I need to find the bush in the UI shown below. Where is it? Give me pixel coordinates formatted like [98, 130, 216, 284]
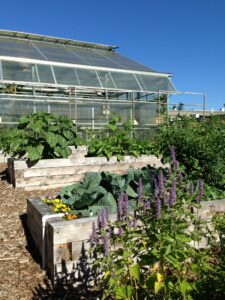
[88, 116, 159, 161]
[0, 112, 79, 162]
[154, 115, 225, 190]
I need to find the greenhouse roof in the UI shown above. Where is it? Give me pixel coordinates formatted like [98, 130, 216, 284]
[0, 30, 175, 92]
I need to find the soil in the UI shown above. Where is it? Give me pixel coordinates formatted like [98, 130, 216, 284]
[0, 163, 100, 300]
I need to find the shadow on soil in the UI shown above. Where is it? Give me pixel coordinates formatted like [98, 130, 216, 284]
[32, 243, 102, 299]
[0, 166, 10, 183]
[20, 213, 42, 266]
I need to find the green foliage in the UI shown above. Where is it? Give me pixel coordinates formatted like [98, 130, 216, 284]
[154, 115, 225, 190]
[90, 171, 225, 299]
[59, 166, 165, 217]
[0, 112, 79, 162]
[88, 116, 159, 161]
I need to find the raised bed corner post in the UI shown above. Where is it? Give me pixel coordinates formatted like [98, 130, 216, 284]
[41, 213, 64, 269]
[7, 158, 15, 187]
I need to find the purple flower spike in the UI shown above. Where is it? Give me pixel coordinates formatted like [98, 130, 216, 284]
[117, 194, 123, 221]
[156, 197, 161, 219]
[101, 208, 106, 228]
[137, 177, 143, 204]
[154, 178, 158, 189]
[190, 182, 194, 194]
[159, 171, 165, 197]
[172, 180, 176, 195]
[174, 160, 179, 170]
[118, 227, 123, 236]
[198, 179, 204, 200]
[169, 184, 176, 208]
[170, 146, 176, 162]
[103, 235, 109, 257]
[144, 200, 151, 211]
[123, 194, 129, 218]
[105, 208, 109, 223]
[162, 192, 167, 206]
[109, 226, 114, 237]
[178, 171, 183, 184]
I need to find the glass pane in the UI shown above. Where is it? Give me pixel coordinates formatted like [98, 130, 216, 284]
[135, 102, 157, 126]
[96, 70, 115, 88]
[53, 66, 79, 85]
[2, 60, 38, 82]
[76, 69, 100, 87]
[67, 46, 122, 68]
[37, 64, 55, 83]
[33, 41, 87, 64]
[0, 37, 44, 60]
[0, 97, 36, 122]
[98, 51, 154, 72]
[136, 74, 175, 92]
[110, 72, 141, 90]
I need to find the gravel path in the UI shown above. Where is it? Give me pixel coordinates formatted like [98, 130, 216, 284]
[0, 163, 100, 299]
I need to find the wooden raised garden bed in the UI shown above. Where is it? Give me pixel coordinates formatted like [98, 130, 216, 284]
[27, 196, 225, 282]
[8, 149, 166, 190]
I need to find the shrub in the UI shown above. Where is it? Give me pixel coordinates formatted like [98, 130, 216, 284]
[88, 116, 159, 161]
[0, 112, 79, 162]
[154, 115, 225, 190]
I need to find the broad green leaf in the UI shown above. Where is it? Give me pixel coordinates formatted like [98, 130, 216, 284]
[126, 185, 138, 198]
[45, 132, 57, 147]
[154, 281, 164, 294]
[27, 144, 44, 161]
[115, 285, 133, 299]
[129, 263, 140, 281]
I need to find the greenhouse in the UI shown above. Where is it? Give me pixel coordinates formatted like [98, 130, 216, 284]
[0, 29, 176, 131]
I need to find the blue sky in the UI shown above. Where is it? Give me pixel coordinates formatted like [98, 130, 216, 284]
[0, 0, 225, 110]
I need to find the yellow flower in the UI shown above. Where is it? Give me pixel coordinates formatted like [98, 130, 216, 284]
[156, 272, 163, 283]
[54, 199, 60, 203]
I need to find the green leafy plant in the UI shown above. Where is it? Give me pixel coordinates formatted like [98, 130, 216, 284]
[59, 166, 165, 217]
[154, 115, 225, 190]
[1, 112, 80, 162]
[88, 116, 159, 161]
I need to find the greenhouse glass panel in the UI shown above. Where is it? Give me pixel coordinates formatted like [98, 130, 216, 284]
[0, 37, 44, 60]
[76, 69, 101, 87]
[0, 99, 35, 122]
[33, 41, 87, 64]
[109, 103, 133, 123]
[76, 103, 92, 126]
[37, 64, 55, 83]
[136, 74, 175, 92]
[47, 102, 72, 118]
[67, 46, 123, 69]
[53, 66, 79, 85]
[2, 60, 38, 82]
[98, 51, 154, 72]
[110, 72, 141, 90]
[96, 70, 115, 89]
[134, 102, 158, 126]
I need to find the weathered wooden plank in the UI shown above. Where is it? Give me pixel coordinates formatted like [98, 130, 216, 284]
[24, 182, 69, 191]
[13, 155, 163, 170]
[23, 163, 136, 178]
[16, 174, 84, 187]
